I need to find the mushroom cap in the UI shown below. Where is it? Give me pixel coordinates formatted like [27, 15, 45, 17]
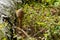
[16, 8, 24, 18]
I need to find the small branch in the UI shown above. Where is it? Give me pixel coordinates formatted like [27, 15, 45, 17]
[33, 28, 45, 37]
[16, 27, 30, 38]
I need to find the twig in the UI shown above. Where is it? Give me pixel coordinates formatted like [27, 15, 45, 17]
[33, 28, 45, 37]
[16, 27, 30, 38]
